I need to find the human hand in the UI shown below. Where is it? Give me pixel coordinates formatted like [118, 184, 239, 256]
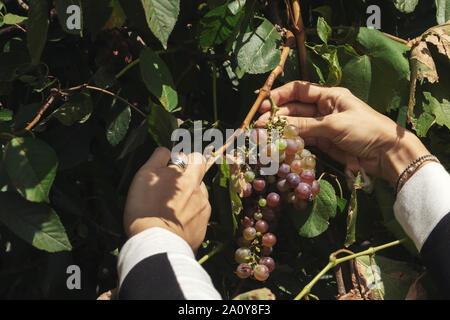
[123, 147, 211, 252]
[256, 81, 430, 187]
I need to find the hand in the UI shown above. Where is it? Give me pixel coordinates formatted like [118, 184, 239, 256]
[123, 147, 211, 252]
[256, 81, 430, 187]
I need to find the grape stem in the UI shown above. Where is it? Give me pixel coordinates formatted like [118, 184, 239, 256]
[293, 238, 407, 300]
[198, 242, 226, 265]
[205, 30, 296, 171]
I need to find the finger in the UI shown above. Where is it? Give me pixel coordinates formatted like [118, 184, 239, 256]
[259, 81, 326, 113]
[255, 103, 318, 126]
[167, 152, 189, 174]
[304, 137, 346, 164]
[284, 115, 337, 139]
[200, 182, 209, 199]
[183, 152, 207, 185]
[143, 147, 171, 169]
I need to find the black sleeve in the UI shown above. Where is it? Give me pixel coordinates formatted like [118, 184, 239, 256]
[420, 212, 450, 299]
[118, 253, 186, 300]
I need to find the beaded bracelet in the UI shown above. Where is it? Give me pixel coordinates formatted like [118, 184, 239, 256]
[395, 154, 440, 195]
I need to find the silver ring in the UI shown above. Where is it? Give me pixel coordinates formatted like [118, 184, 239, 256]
[168, 158, 186, 171]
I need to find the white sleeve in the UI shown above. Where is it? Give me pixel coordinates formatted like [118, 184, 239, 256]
[117, 227, 222, 300]
[393, 162, 450, 251]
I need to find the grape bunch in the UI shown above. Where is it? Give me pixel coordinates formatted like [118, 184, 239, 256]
[232, 121, 320, 282]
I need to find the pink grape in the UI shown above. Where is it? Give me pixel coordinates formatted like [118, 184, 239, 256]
[290, 159, 303, 174]
[255, 220, 269, 233]
[253, 178, 266, 191]
[295, 182, 312, 200]
[253, 264, 270, 281]
[243, 227, 257, 241]
[301, 170, 315, 184]
[262, 233, 277, 247]
[285, 139, 299, 155]
[241, 216, 254, 228]
[242, 182, 252, 197]
[277, 163, 290, 178]
[237, 236, 251, 247]
[311, 180, 320, 196]
[236, 263, 252, 279]
[259, 257, 275, 273]
[266, 192, 280, 208]
[286, 173, 301, 188]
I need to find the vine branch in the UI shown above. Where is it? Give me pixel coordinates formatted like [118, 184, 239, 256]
[288, 0, 309, 81]
[294, 238, 406, 300]
[206, 30, 296, 171]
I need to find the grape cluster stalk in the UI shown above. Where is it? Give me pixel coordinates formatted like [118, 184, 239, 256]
[233, 119, 321, 282]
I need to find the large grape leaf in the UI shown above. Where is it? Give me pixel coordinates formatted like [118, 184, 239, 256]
[0, 192, 71, 252]
[394, 0, 419, 13]
[435, 0, 450, 24]
[27, 0, 49, 65]
[140, 47, 178, 112]
[141, 0, 180, 49]
[342, 28, 411, 113]
[356, 255, 420, 300]
[290, 179, 337, 238]
[3, 137, 58, 203]
[200, 3, 241, 48]
[234, 19, 281, 75]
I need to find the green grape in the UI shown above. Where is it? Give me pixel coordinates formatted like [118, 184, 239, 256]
[258, 198, 267, 207]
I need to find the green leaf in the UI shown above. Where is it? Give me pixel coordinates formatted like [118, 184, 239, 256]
[0, 192, 71, 252]
[27, 0, 49, 66]
[340, 55, 371, 102]
[415, 112, 435, 137]
[435, 0, 450, 24]
[147, 102, 178, 148]
[3, 137, 58, 203]
[344, 173, 361, 247]
[199, 3, 240, 48]
[54, 0, 82, 35]
[140, 47, 178, 112]
[422, 91, 450, 129]
[141, 0, 180, 49]
[394, 0, 419, 13]
[307, 44, 342, 86]
[3, 13, 27, 24]
[291, 180, 337, 238]
[356, 255, 420, 300]
[51, 91, 93, 126]
[228, 0, 246, 15]
[353, 27, 411, 113]
[235, 19, 281, 74]
[106, 106, 131, 146]
[336, 197, 347, 212]
[317, 17, 331, 44]
[0, 109, 13, 122]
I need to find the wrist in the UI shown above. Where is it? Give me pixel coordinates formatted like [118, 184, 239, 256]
[383, 131, 430, 187]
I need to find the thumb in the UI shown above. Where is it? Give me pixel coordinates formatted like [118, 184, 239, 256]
[284, 115, 336, 139]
